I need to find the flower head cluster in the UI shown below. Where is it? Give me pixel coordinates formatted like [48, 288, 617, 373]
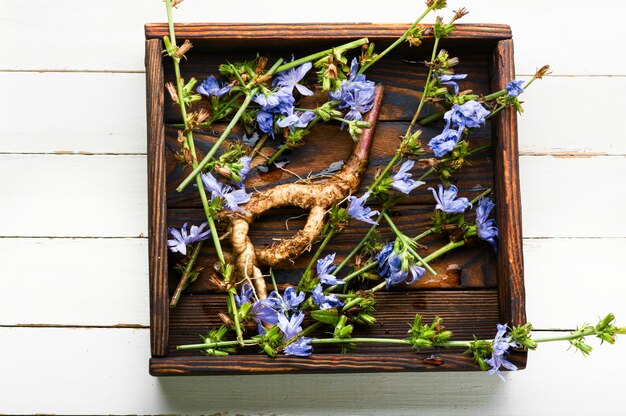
[505, 80, 524, 97]
[197, 75, 231, 97]
[476, 197, 498, 250]
[311, 253, 344, 310]
[439, 73, 467, 95]
[273, 62, 314, 96]
[201, 172, 251, 212]
[254, 63, 315, 136]
[486, 323, 518, 381]
[347, 191, 379, 225]
[428, 100, 489, 157]
[377, 242, 425, 288]
[167, 222, 210, 255]
[391, 160, 426, 194]
[329, 58, 376, 121]
[250, 286, 306, 331]
[246, 285, 313, 356]
[278, 312, 312, 356]
[428, 184, 471, 214]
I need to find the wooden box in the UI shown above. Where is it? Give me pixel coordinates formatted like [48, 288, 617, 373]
[145, 23, 526, 376]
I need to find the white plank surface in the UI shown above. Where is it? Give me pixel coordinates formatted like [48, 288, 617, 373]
[0, 154, 147, 237]
[2, 0, 626, 414]
[0, 238, 149, 326]
[2, 0, 626, 75]
[0, 72, 146, 154]
[1, 327, 624, 415]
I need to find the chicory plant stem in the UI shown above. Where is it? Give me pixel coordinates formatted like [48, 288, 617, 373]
[382, 212, 436, 275]
[470, 188, 492, 205]
[405, 36, 441, 139]
[170, 241, 204, 308]
[276, 38, 369, 73]
[331, 211, 384, 277]
[228, 287, 244, 345]
[176, 91, 257, 192]
[164, 0, 225, 264]
[297, 228, 337, 289]
[358, 5, 436, 74]
[266, 145, 289, 166]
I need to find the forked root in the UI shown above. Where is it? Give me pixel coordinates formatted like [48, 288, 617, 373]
[230, 85, 385, 298]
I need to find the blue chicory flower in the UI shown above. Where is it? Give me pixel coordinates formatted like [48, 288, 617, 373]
[311, 284, 344, 310]
[167, 222, 210, 255]
[316, 253, 344, 285]
[284, 336, 313, 356]
[273, 62, 314, 96]
[347, 191, 379, 225]
[439, 73, 467, 95]
[234, 282, 255, 306]
[505, 80, 524, 97]
[253, 88, 295, 115]
[201, 172, 251, 212]
[486, 323, 518, 381]
[476, 197, 498, 250]
[329, 58, 376, 122]
[278, 311, 304, 339]
[428, 127, 461, 157]
[235, 155, 252, 185]
[428, 184, 471, 214]
[256, 111, 275, 136]
[377, 243, 425, 288]
[276, 109, 316, 130]
[197, 75, 231, 97]
[391, 160, 425, 194]
[444, 100, 490, 134]
[278, 311, 313, 356]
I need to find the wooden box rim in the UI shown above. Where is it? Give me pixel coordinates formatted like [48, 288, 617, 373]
[145, 23, 526, 376]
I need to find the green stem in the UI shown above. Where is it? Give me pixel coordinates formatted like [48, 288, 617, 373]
[340, 261, 378, 286]
[358, 6, 435, 74]
[405, 36, 441, 139]
[382, 212, 435, 275]
[422, 239, 466, 264]
[312, 337, 410, 346]
[370, 152, 401, 191]
[228, 288, 244, 345]
[206, 216, 224, 263]
[276, 38, 369, 73]
[486, 104, 506, 120]
[412, 228, 433, 243]
[169, 241, 203, 308]
[267, 145, 289, 165]
[284, 322, 323, 347]
[177, 339, 257, 350]
[176, 91, 257, 192]
[298, 228, 337, 289]
[470, 188, 492, 205]
[164, 0, 224, 264]
[419, 109, 446, 126]
[332, 212, 384, 276]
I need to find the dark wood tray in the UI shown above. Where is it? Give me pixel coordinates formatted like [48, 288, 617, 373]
[145, 23, 526, 376]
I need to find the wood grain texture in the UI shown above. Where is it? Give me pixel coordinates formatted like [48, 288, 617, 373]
[491, 39, 526, 327]
[146, 39, 168, 357]
[145, 22, 511, 41]
[145, 24, 527, 375]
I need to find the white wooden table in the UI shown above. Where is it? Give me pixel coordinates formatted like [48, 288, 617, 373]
[1, 0, 625, 414]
